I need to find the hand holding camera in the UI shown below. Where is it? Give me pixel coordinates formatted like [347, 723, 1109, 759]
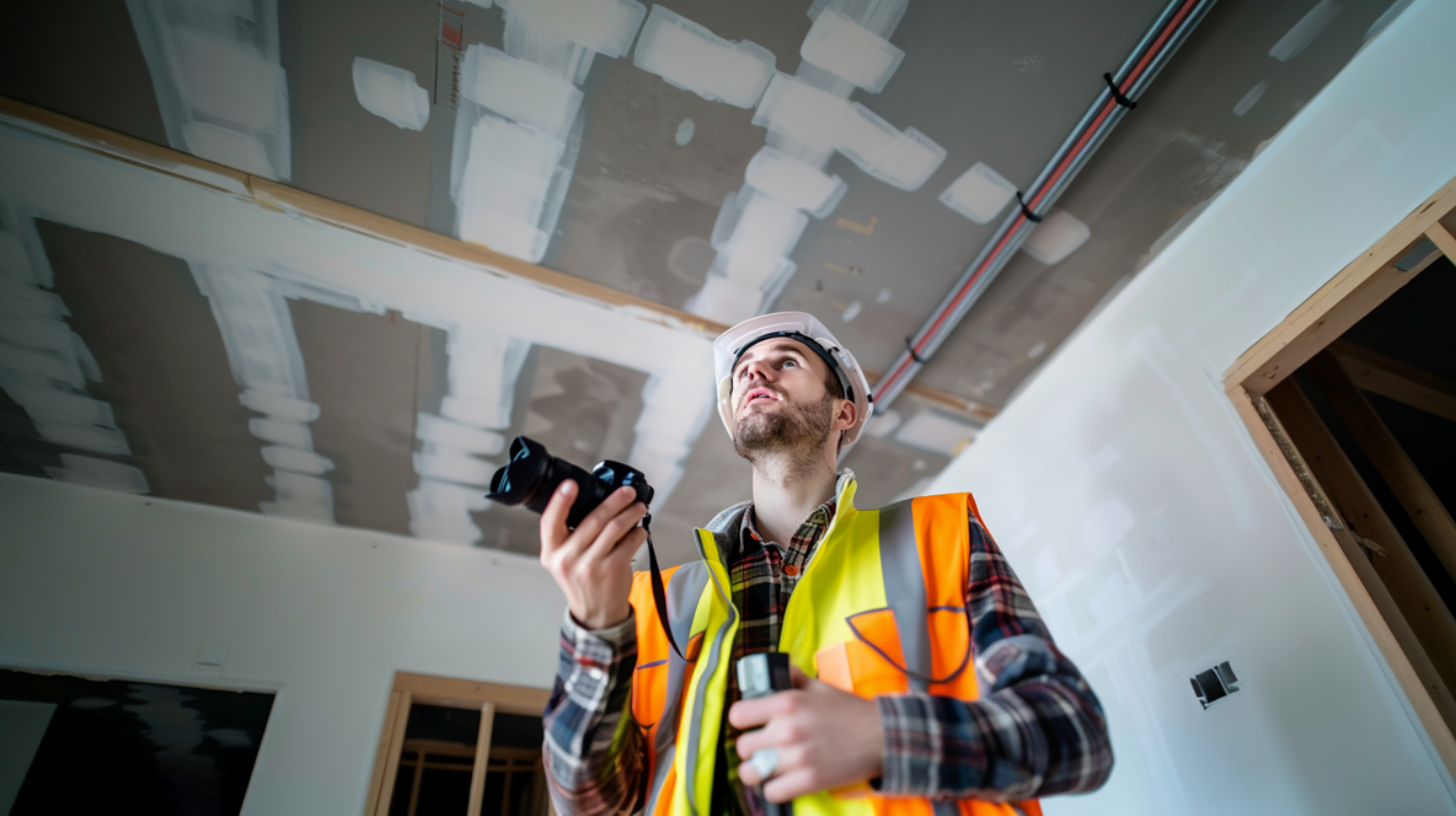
[487, 437, 654, 632]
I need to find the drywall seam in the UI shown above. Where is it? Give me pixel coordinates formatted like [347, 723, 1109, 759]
[0, 219, 148, 493]
[683, 0, 947, 324]
[0, 119, 715, 547]
[125, 0, 291, 180]
[449, 0, 645, 264]
[191, 264, 335, 524]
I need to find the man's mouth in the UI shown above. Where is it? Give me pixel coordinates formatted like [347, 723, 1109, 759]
[743, 387, 778, 407]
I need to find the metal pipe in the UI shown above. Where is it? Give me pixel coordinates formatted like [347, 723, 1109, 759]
[868, 0, 1216, 417]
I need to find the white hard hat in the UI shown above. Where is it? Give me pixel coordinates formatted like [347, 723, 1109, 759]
[713, 312, 873, 447]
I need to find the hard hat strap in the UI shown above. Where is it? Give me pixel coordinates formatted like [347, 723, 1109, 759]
[730, 331, 854, 402]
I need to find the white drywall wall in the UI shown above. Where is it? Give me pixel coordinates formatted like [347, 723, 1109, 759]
[0, 474, 565, 815]
[929, 1, 1456, 813]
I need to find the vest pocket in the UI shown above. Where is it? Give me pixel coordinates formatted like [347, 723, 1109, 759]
[814, 608, 910, 698]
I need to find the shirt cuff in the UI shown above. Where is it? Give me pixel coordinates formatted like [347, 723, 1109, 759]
[876, 693, 969, 797]
[561, 607, 637, 648]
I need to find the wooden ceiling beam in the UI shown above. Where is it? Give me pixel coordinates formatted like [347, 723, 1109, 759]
[1330, 340, 1456, 424]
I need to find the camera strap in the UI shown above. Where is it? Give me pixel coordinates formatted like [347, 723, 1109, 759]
[643, 517, 687, 662]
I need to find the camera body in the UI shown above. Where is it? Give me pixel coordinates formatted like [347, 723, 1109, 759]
[486, 436, 654, 529]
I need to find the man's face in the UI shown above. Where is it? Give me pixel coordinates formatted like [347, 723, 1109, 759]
[729, 339, 838, 459]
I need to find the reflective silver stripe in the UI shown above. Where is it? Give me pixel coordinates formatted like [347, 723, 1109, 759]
[655, 562, 709, 755]
[933, 801, 962, 816]
[645, 742, 676, 816]
[682, 531, 737, 816]
[878, 499, 931, 693]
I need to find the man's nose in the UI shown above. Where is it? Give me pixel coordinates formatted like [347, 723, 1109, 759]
[740, 359, 774, 386]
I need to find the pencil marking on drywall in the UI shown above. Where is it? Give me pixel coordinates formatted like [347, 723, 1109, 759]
[836, 215, 877, 236]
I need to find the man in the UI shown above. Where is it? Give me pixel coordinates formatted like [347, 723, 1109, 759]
[539, 312, 1111, 816]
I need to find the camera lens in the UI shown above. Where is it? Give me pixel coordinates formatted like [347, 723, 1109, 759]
[487, 436, 617, 529]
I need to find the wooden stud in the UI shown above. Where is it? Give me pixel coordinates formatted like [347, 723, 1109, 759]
[1267, 380, 1456, 721]
[1307, 351, 1456, 581]
[467, 703, 497, 816]
[364, 691, 404, 816]
[406, 744, 426, 816]
[374, 690, 414, 816]
[392, 672, 550, 716]
[1224, 175, 1456, 395]
[1331, 340, 1456, 424]
[1230, 385, 1456, 775]
[1428, 221, 1456, 264]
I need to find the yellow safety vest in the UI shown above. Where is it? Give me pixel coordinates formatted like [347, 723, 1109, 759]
[628, 478, 1042, 816]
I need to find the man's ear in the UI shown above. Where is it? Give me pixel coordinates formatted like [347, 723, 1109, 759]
[834, 397, 858, 432]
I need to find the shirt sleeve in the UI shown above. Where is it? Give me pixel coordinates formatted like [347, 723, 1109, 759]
[542, 608, 648, 816]
[874, 513, 1114, 801]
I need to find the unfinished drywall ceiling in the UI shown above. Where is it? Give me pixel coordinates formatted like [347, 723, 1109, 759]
[0, 0, 1414, 560]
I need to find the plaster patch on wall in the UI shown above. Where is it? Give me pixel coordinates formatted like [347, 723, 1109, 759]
[799, 9, 904, 94]
[0, 228, 141, 474]
[0, 117, 718, 549]
[633, 6, 776, 108]
[505, 0, 646, 58]
[675, 118, 696, 146]
[744, 146, 847, 217]
[449, 0, 643, 266]
[940, 161, 1017, 224]
[192, 265, 334, 523]
[125, 0, 291, 179]
[461, 46, 582, 139]
[1021, 210, 1091, 264]
[683, 0, 949, 323]
[44, 453, 150, 494]
[352, 58, 430, 131]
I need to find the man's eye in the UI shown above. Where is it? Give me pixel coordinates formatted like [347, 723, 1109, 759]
[783, 359, 797, 368]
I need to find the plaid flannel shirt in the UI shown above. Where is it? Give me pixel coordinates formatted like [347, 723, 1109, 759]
[543, 493, 1112, 816]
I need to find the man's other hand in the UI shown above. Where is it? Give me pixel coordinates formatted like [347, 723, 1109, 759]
[540, 482, 646, 631]
[730, 666, 885, 802]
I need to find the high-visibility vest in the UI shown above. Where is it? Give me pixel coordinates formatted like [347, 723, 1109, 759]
[627, 479, 1043, 816]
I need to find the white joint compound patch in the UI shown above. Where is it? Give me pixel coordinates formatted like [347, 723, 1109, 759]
[506, 0, 647, 58]
[1022, 210, 1092, 264]
[744, 146, 846, 218]
[461, 46, 583, 139]
[352, 57, 430, 131]
[799, 9, 904, 93]
[455, 113, 567, 262]
[939, 161, 1017, 224]
[127, 0, 292, 179]
[634, 5, 776, 108]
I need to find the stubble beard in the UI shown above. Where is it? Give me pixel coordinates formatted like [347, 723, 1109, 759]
[732, 387, 836, 466]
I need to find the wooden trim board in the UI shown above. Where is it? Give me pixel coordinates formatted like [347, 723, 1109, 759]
[1229, 385, 1456, 775]
[1224, 176, 1456, 396]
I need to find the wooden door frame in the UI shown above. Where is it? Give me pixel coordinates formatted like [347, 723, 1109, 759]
[364, 672, 552, 816]
[1223, 175, 1456, 777]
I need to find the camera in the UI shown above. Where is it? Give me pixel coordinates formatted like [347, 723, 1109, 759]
[486, 436, 654, 529]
